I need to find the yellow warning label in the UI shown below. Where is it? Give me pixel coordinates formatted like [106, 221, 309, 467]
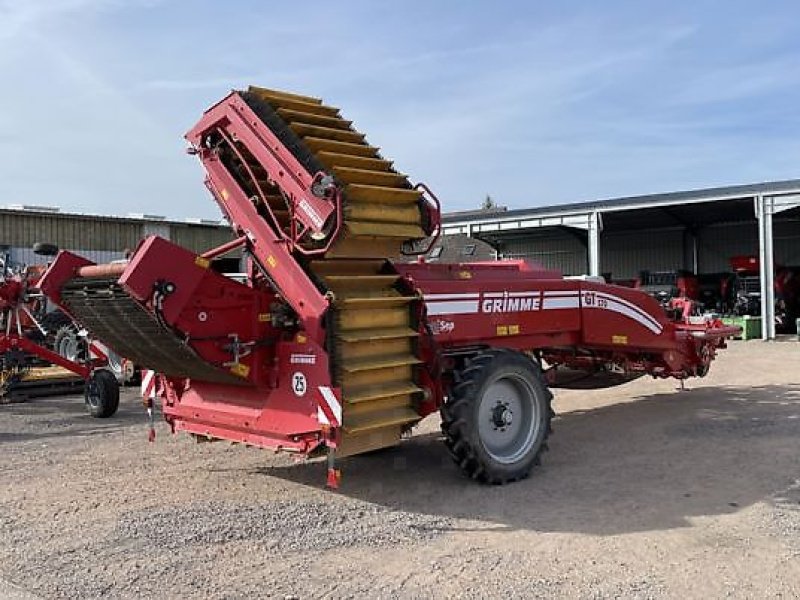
[458, 270, 472, 279]
[258, 313, 271, 322]
[612, 335, 629, 345]
[230, 363, 250, 378]
[509, 324, 520, 335]
[221, 189, 229, 200]
[496, 325, 509, 336]
[194, 256, 210, 269]
[267, 255, 277, 268]
[296, 333, 307, 344]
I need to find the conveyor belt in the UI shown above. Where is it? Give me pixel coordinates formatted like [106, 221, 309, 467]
[59, 277, 245, 386]
[242, 87, 426, 455]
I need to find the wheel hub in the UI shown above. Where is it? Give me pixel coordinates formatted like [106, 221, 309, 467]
[491, 403, 513, 429]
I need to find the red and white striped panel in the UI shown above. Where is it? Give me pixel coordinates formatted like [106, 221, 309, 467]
[141, 369, 157, 400]
[317, 386, 341, 428]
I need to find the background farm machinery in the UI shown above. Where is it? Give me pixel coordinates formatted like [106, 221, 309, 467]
[0, 244, 121, 415]
[39, 86, 738, 486]
[628, 258, 800, 333]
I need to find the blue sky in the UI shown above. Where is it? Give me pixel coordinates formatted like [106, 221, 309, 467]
[1, 1, 800, 220]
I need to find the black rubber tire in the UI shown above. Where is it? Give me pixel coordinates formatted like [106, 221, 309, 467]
[32, 242, 59, 256]
[85, 369, 120, 418]
[441, 349, 553, 484]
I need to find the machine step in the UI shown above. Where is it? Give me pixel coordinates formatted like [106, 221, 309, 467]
[317, 152, 394, 172]
[345, 202, 422, 225]
[337, 327, 418, 343]
[332, 166, 409, 187]
[248, 85, 324, 105]
[341, 353, 421, 373]
[345, 381, 423, 404]
[345, 221, 425, 239]
[335, 295, 414, 309]
[345, 184, 422, 204]
[324, 275, 401, 298]
[275, 108, 352, 129]
[343, 407, 420, 434]
[335, 425, 404, 458]
[303, 137, 379, 157]
[290, 122, 366, 144]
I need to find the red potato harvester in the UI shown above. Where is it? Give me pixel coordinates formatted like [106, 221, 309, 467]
[39, 87, 739, 486]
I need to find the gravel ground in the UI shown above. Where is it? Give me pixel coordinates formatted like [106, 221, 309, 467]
[1, 340, 799, 598]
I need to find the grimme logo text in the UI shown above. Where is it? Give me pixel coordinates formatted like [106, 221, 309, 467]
[481, 294, 540, 313]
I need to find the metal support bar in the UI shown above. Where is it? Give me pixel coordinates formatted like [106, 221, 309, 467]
[764, 198, 776, 339]
[756, 195, 776, 340]
[587, 211, 602, 276]
[201, 235, 248, 260]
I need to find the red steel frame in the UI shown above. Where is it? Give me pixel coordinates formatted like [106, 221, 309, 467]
[185, 93, 341, 340]
[0, 334, 90, 379]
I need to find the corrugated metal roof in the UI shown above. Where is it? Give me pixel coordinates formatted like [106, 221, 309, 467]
[442, 179, 800, 225]
[0, 206, 228, 229]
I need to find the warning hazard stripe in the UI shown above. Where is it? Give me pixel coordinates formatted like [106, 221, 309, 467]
[141, 369, 156, 399]
[317, 386, 342, 428]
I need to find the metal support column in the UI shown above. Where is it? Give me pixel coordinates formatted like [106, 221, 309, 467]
[756, 195, 775, 340]
[587, 211, 602, 277]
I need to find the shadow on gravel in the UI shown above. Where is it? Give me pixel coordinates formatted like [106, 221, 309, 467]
[258, 384, 800, 536]
[0, 391, 145, 444]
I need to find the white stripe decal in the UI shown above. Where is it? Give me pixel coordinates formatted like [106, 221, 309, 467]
[587, 299, 663, 334]
[542, 297, 580, 310]
[318, 386, 342, 427]
[426, 300, 480, 315]
[424, 293, 479, 300]
[483, 292, 541, 299]
[543, 291, 580, 297]
[141, 369, 156, 399]
[595, 292, 663, 332]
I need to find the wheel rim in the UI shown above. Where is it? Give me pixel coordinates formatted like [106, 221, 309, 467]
[56, 332, 80, 362]
[477, 374, 540, 464]
[86, 380, 100, 408]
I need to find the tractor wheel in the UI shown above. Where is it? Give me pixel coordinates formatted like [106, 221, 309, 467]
[85, 369, 119, 418]
[441, 349, 553, 484]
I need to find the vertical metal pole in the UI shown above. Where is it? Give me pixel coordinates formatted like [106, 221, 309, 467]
[756, 195, 770, 340]
[587, 211, 601, 277]
[692, 232, 699, 274]
[764, 197, 776, 339]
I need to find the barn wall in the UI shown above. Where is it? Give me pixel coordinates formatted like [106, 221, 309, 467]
[0, 210, 231, 266]
[171, 223, 235, 254]
[601, 227, 684, 279]
[497, 229, 587, 275]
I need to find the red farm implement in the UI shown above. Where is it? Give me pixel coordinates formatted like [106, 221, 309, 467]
[40, 86, 738, 485]
[0, 246, 120, 414]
